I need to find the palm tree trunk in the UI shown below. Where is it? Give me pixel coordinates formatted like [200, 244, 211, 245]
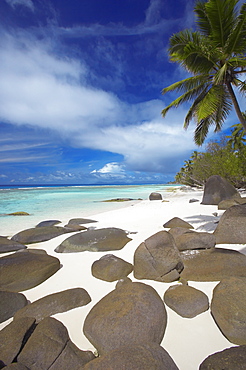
[226, 81, 246, 131]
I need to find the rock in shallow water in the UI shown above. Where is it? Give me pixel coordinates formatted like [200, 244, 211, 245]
[0, 249, 60, 292]
[55, 227, 132, 253]
[83, 282, 167, 355]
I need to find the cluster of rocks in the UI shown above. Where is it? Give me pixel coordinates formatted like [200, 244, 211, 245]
[1, 176, 246, 368]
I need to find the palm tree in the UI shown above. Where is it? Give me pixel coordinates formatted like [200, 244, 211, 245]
[227, 122, 246, 150]
[162, 0, 246, 145]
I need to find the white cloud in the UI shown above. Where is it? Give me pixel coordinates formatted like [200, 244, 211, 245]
[5, 0, 34, 12]
[91, 163, 125, 174]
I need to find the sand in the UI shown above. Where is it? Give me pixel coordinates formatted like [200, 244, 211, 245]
[1, 187, 244, 370]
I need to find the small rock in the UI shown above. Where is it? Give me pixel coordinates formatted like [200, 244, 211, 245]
[92, 254, 133, 282]
[163, 217, 194, 229]
[7, 212, 30, 216]
[164, 284, 209, 318]
[189, 198, 199, 203]
[149, 192, 162, 200]
[36, 220, 61, 227]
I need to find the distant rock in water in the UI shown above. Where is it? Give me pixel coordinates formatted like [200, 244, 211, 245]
[102, 198, 137, 202]
[201, 175, 241, 205]
[55, 227, 132, 253]
[7, 212, 30, 216]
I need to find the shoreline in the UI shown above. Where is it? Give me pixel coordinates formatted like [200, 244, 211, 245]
[0, 186, 243, 370]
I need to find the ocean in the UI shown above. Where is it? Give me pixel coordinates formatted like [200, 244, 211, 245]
[0, 184, 177, 236]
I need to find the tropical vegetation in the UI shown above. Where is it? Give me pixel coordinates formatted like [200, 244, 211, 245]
[162, 0, 246, 145]
[175, 121, 246, 187]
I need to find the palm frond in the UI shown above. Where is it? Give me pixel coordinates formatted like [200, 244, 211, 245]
[225, 3, 246, 54]
[194, 1, 212, 36]
[194, 117, 214, 145]
[162, 75, 210, 95]
[213, 64, 227, 84]
[204, 0, 239, 47]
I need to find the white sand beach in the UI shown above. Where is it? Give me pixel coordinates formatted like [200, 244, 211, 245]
[1, 187, 244, 370]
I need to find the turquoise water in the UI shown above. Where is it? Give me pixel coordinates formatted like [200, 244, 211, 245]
[0, 184, 176, 235]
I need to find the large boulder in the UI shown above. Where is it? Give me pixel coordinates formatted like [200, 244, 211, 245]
[66, 217, 97, 225]
[0, 317, 36, 368]
[16, 317, 68, 368]
[0, 291, 28, 323]
[83, 282, 167, 355]
[11, 226, 74, 244]
[180, 248, 246, 281]
[211, 277, 246, 345]
[55, 228, 132, 253]
[213, 204, 246, 244]
[149, 192, 162, 200]
[201, 175, 241, 205]
[170, 230, 216, 251]
[35, 220, 61, 227]
[91, 254, 133, 282]
[134, 231, 183, 282]
[3, 364, 30, 369]
[0, 249, 60, 292]
[0, 236, 26, 253]
[163, 217, 194, 229]
[199, 345, 246, 370]
[164, 284, 209, 318]
[82, 343, 179, 370]
[14, 288, 91, 322]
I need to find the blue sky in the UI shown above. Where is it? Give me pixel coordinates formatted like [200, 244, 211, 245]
[0, 0, 245, 185]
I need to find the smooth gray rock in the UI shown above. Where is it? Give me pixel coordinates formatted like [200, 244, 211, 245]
[3, 364, 30, 369]
[164, 284, 209, 318]
[49, 340, 95, 370]
[180, 248, 246, 281]
[35, 220, 61, 227]
[199, 345, 246, 370]
[83, 343, 179, 370]
[0, 236, 26, 253]
[17, 317, 69, 369]
[0, 291, 28, 323]
[172, 230, 216, 251]
[66, 218, 97, 225]
[0, 317, 36, 367]
[0, 249, 60, 292]
[11, 226, 73, 244]
[134, 231, 183, 282]
[14, 288, 91, 322]
[201, 175, 241, 205]
[211, 277, 246, 345]
[55, 228, 132, 253]
[149, 192, 162, 200]
[91, 254, 133, 282]
[83, 282, 167, 355]
[163, 217, 194, 229]
[213, 204, 246, 244]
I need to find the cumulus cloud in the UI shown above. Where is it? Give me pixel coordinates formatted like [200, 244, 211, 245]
[91, 162, 125, 174]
